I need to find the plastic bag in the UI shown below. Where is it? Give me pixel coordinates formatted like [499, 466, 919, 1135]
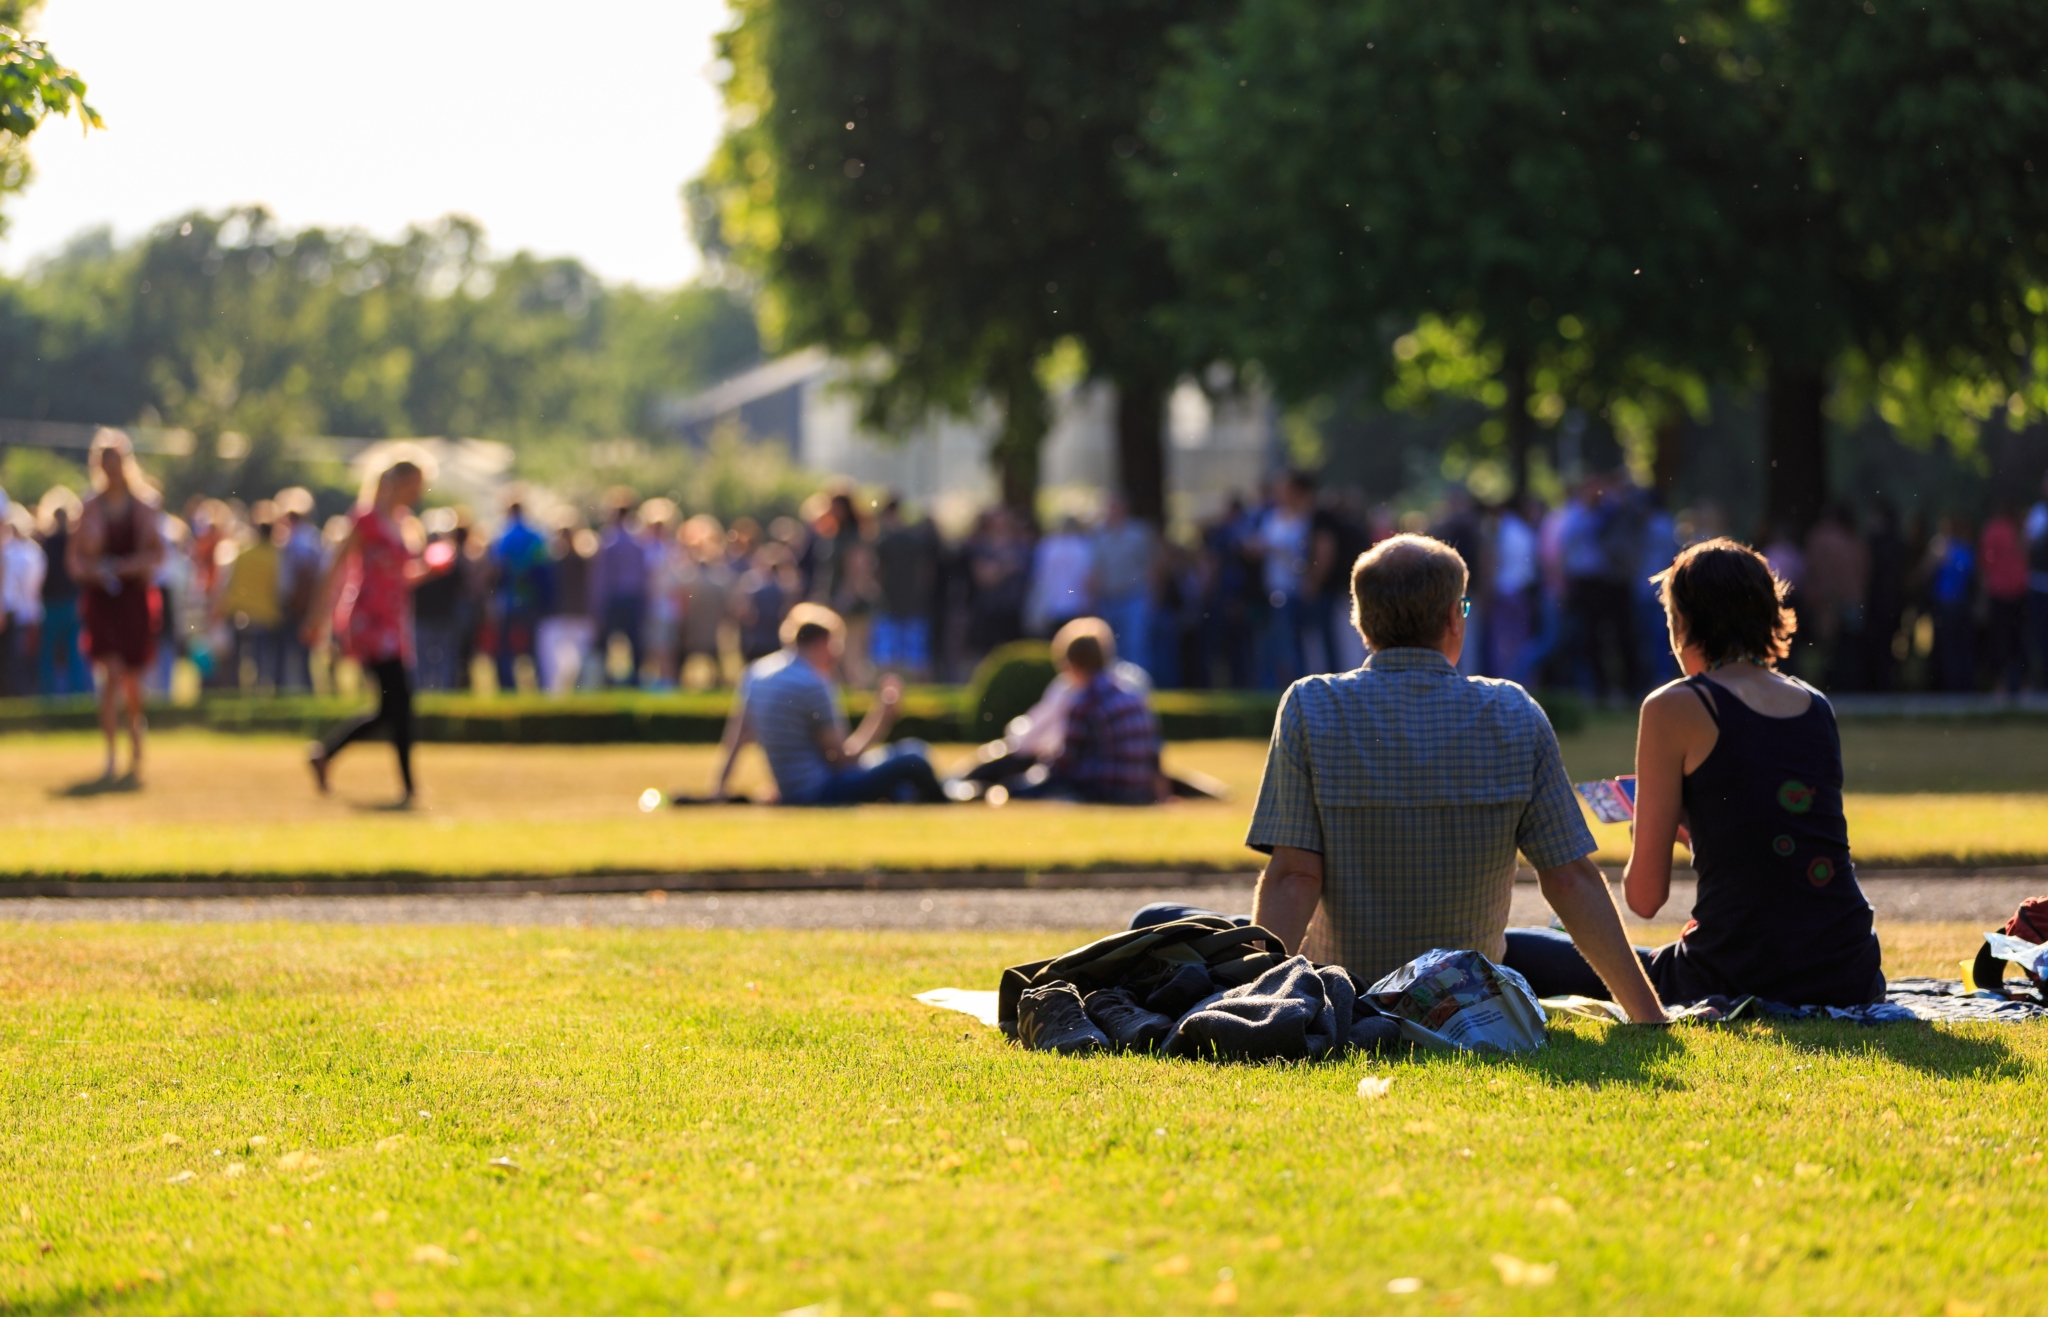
[1364, 949, 1548, 1053]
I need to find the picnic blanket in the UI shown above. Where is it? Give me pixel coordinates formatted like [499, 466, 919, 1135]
[1544, 978, 2048, 1026]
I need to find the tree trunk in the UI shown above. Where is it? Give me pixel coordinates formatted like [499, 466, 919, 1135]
[1652, 413, 1685, 494]
[991, 368, 1047, 520]
[1765, 362, 1827, 536]
[1502, 346, 1533, 499]
[1114, 373, 1168, 525]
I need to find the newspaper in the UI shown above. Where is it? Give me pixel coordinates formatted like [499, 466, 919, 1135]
[1574, 776, 1637, 824]
[1363, 949, 1548, 1053]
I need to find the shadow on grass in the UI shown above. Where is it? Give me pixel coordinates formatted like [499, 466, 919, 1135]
[1489, 1017, 2029, 1087]
[1491, 1022, 1694, 1088]
[47, 774, 139, 799]
[1766, 1019, 2028, 1079]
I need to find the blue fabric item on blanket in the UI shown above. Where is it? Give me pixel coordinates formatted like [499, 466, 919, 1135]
[1164, 955, 1387, 1061]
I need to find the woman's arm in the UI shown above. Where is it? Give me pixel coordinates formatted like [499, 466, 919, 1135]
[127, 508, 166, 579]
[1623, 684, 1711, 918]
[66, 504, 100, 582]
[299, 524, 360, 646]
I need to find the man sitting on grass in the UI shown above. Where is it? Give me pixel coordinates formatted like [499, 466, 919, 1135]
[712, 603, 945, 805]
[1000, 618, 1163, 803]
[1139, 534, 1667, 1022]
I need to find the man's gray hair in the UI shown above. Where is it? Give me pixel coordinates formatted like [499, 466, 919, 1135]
[1350, 533, 1469, 650]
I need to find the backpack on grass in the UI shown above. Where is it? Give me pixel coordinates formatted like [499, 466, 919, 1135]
[1971, 897, 2048, 1000]
[997, 916, 1287, 1039]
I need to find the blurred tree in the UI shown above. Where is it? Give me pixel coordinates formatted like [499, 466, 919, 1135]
[1148, 0, 2048, 527]
[696, 0, 1216, 521]
[0, 210, 761, 502]
[1143, 0, 1749, 499]
[1728, 0, 2048, 532]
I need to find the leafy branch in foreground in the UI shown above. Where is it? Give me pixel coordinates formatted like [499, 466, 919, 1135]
[0, 24, 98, 141]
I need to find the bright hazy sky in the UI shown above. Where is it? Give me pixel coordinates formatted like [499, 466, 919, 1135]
[0, 0, 733, 286]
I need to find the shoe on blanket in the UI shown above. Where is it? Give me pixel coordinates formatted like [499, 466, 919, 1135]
[1083, 987, 1176, 1053]
[1018, 982, 1112, 1055]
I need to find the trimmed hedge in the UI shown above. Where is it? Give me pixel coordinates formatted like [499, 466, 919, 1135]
[15, 685, 1963, 744]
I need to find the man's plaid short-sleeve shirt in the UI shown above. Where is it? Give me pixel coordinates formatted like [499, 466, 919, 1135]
[1245, 648, 1595, 982]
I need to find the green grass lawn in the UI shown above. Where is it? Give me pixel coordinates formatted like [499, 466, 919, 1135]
[0, 921, 2038, 1315]
[3, 725, 2048, 881]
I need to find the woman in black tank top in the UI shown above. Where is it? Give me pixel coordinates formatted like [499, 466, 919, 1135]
[1655, 669, 1882, 1004]
[1504, 537, 1883, 1006]
[1634, 538, 1882, 1006]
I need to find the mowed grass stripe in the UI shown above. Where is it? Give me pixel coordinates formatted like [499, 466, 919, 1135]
[0, 922, 2038, 1315]
[4, 792, 2048, 880]
[2, 732, 2047, 877]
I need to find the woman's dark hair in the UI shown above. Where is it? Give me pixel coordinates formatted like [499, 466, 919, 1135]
[1653, 537, 1796, 665]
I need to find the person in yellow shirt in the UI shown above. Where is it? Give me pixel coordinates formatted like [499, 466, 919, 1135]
[214, 502, 284, 691]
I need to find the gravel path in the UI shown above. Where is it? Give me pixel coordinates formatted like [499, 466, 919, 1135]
[0, 875, 2033, 931]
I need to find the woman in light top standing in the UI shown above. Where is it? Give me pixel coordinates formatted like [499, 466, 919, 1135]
[303, 459, 447, 806]
[67, 432, 165, 784]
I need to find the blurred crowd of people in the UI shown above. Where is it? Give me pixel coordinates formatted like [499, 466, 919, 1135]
[3, 464, 2048, 701]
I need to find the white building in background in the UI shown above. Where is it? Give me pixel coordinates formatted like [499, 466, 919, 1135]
[655, 350, 1278, 529]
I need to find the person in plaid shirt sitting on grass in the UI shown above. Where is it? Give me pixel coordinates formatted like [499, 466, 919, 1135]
[1009, 618, 1163, 804]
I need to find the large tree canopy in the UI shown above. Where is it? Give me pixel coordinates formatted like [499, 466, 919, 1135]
[696, 0, 1214, 518]
[1143, 0, 1763, 494]
[1146, 0, 2048, 525]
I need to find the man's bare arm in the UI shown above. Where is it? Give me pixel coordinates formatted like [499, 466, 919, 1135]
[1249, 846, 1323, 955]
[1538, 855, 1668, 1023]
[711, 689, 751, 797]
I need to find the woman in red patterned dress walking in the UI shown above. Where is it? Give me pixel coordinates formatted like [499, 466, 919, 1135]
[66, 432, 165, 784]
[303, 459, 444, 806]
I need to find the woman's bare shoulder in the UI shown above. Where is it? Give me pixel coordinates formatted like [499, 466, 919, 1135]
[1641, 677, 1713, 724]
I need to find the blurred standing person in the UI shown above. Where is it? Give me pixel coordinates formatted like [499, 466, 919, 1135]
[149, 516, 196, 696]
[1, 505, 47, 695]
[1253, 471, 1317, 687]
[733, 541, 798, 664]
[454, 521, 491, 689]
[1926, 515, 1978, 692]
[69, 432, 165, 783]
[1559, 478, 1641, 699]
[640, 499, 682, 686]
[2028, 473, 2048, 689]
[275, 489, 325, 692]
[1091, 492, 1157, 678]
[964, 506, 1030, 661]
[1802, 504, 1868, 691]
[811, 488, 865, 608]
[1488, 495, 1539, 680]
[872, 494, 938, 680]
[1980, 502, 2029, 696]
[1429, 488, 1484, 676]
[1198, 496, 1258, 688]
[304, 460, 444, 806]
[213, 504, 284, 691]
[589, 491, 648, 686]
[537, 523, 595, 695]
[1025, 515, 1095, 638]
[36, 490, 90, 697]
[678, 515, 735, 687]
[411, 525, 464, 691]
[1635, 490, 1682, 687]
[490, 498, 552, 691]
[1309, 494, 1369, 675]
[1862, 499, 1908, 692]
